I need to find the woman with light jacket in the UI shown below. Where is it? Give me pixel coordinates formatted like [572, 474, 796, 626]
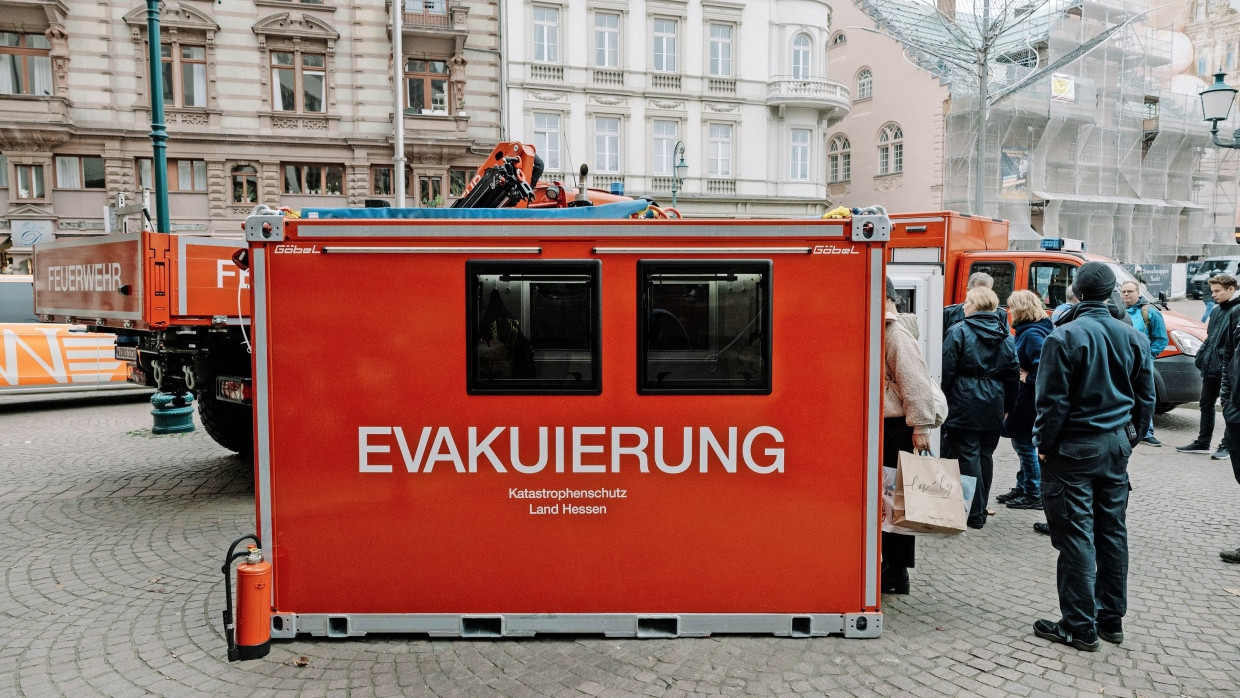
[881, 277, 938, 594]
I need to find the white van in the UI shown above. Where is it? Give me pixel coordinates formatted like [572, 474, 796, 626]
[1190, 256, 1240, 299]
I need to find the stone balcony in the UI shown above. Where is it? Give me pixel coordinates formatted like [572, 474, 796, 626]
[766, 76, 851, 123]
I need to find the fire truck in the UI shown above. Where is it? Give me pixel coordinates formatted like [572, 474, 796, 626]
[29, 144, 639, 454]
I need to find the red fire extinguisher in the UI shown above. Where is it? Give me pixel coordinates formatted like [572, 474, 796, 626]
[221, 534, 272, 661]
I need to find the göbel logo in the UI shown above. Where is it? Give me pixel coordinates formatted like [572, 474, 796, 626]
[273, 244, 319, 254]
[811, 245, 859, 255]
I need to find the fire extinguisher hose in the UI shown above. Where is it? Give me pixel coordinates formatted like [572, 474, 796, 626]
[221, 533, 260, 662]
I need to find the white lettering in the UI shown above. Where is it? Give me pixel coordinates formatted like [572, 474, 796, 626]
[510, 426, 549, 474]
[699, 427, 737, 473]
[610, 427, 649, 473]
[355, 426, 787, 475]
[654, 427, 693, 474]
[572, 426, 606, 473]
[44, 262, 125, 293]
[358, 427, 393, 473]
[743, 427, 785, 473]
[425, 426, 465, 473]
[469, 426, 507, 473]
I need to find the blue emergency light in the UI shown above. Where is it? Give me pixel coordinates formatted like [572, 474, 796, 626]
[1040, 237, 1086, 252]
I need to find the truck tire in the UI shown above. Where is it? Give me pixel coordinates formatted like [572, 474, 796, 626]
[196, 344, 253, 457]
[199, 390, 253, 456]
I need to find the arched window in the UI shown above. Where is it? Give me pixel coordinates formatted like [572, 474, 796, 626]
[792, 34, 811, 79]
[856, 68, 872, 100]
[877, 124, 903, 176]
[828, 134, 850, 183]
[830, 31, 846, 46]
[232, 165, 258, 203]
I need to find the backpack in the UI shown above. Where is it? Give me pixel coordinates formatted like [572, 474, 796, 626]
[1139, 305, 1155, 344]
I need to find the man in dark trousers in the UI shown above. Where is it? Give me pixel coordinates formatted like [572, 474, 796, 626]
[1178, 273, 1240, 460]
[1031, 262, 1155, 652]
[1217, 299, 1240, 564]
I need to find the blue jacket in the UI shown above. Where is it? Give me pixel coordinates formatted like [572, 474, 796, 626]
[1004, 317, 1053, 438]
[1125, 299, 1167, 358]
[1034, 302, 1155, 454]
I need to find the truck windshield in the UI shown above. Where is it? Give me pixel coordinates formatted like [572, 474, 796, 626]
[1103, 262, 1154, 301]
[1200, 260, 1231, 273]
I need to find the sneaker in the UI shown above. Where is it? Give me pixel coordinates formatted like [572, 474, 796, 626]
[996, 487, 1023, 504]
[1033, 619, 1100, 652]
[1098, 620, 1123, 644]
[1176, 441, 1211, 454]
[1212, 447, 1230, 460]
[1142, 436, 1162, 446]
[1222, 548, 1240, 564]
[1033, 522, 1050, 535]
[1007, 495, 1043, 510]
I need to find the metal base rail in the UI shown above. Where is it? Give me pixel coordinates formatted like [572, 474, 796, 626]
[269, 612, 883, 640]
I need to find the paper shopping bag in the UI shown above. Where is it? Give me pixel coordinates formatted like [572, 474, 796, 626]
[892, 450, 968, 534]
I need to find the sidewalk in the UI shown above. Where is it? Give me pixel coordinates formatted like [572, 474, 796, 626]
[0, 400, 1237, 697]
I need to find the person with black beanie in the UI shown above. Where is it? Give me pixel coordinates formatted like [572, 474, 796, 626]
[1031, 261, 1155, 652]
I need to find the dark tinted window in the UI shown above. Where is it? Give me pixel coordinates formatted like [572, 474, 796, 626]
[638, 261, 772, 394]
[467, 261, 601, 394]
[1029, 262, 1075, 308]
[969, 261, 1015, 306]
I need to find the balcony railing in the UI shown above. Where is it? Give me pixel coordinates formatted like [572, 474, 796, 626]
[402, 0, 465, 31]
[592, 69, 624, 86]
[650, 73, 682, 91]
[707, 77, 736, 94]
[591, 175, 625, 191]
[706, 178, 736, 195]
[403, 9, 449, 29]
[650, 176, 676, 192]
[766, 76, 851, 118]
[530, 64, 564, 82]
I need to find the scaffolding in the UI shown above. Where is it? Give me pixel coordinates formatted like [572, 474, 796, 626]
[858, 0, 1238, 261]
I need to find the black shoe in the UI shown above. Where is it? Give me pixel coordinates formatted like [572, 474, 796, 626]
[1212, 447, 1230, 460]
[995, 487, 1023, 504]
[1176, 441, 1211, 454]
[881, 566, 910, 594]
[1033, 522, 1050, 535]
[1007, 495, 1043, 510]
[1221, 548, 1240, 564]
[1033, 619, 1100, 652]
[1141, 436, 1162, 447]
[967, 521, 985, 530]
[1098, 621, 1123, 644]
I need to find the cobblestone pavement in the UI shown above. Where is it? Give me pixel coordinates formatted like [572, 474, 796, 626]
[1, 396, 1238, 698]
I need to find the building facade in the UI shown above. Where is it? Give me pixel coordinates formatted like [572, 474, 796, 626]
[502, 0, 851, 218]
[830, 0, 1236, 262]
[825, 0, 949, 214]
[0, 0, 501, 273]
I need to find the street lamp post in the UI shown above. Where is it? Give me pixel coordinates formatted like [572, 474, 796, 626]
[670, 140, 688, 209]
[145, 0, 170, 232]
[1200, 71, 1240, 148]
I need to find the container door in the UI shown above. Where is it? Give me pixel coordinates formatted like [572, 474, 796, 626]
[887, 264, 944, 453]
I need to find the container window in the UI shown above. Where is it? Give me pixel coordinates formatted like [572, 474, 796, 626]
[467, 261, 601, 394]
[638, 260, 772, 394]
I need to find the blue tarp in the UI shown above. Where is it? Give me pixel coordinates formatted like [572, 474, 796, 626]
[300, 200, 650, 220]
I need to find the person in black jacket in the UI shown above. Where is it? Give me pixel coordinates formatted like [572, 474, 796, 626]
[943, 271, 1011, 337]
[1218, 299, 1240, 564]
[1031, 262, 1155, 652]
[1178, 273, 1240, 460]
[941, 286, 1020, 530]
